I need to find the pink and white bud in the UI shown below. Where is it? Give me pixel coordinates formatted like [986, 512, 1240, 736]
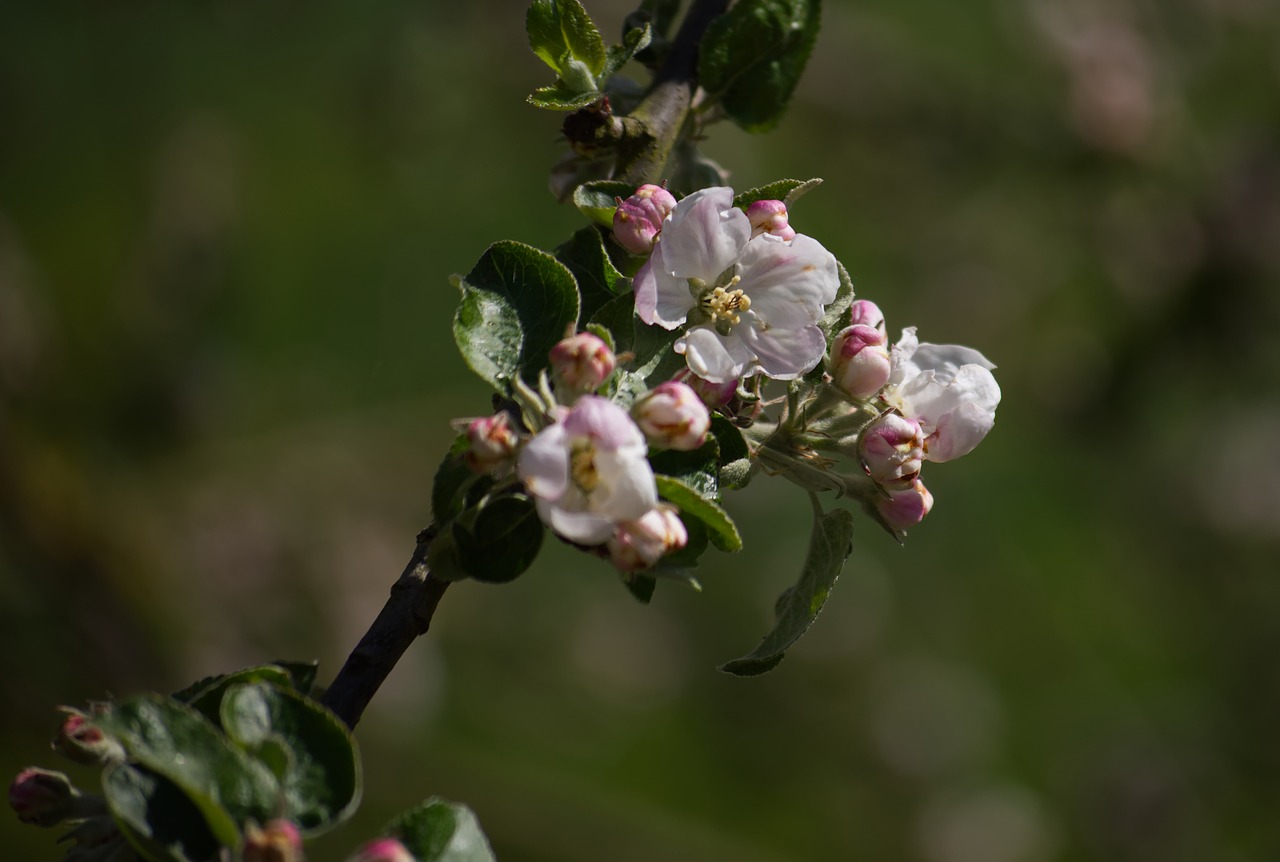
[829, 324, 892, 399]
[464, 413, 519, 473]
[858, 412, 925, 489]
[632, 381, 711, 450]
[875, 479, 934, 532]
[9, 767, 80, 828]
[745, 199, 797, 241]
[612, 184, 677, 255]
[346, 837, 415, 862]
[550, 332, 616, 393]
[243, 820, 305, 862]
[672, 367, 737, 408]
[848, 299, 886, 332]
[608, 505, 688, 573]
[52, 710, 125, 766]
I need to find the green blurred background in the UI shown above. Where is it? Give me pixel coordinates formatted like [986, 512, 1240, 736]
[3, 1, 1279, 859]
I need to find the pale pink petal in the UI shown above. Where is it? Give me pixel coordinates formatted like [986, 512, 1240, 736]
[676, 326, 753, 383]
[658, 187, 751, 280]
[517, 424, 569, 501]
[740, 323, 827, 380]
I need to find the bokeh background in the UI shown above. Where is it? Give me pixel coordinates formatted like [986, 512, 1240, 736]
[3, 1, 1279, 860]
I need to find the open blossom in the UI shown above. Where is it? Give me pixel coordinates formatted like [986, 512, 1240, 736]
[632, 381, 710, 450]
[883, 327, 1000, 462]
[607, 504, 688, 573]
[517, 396, 657, 545]
[634, 187, 839, 384]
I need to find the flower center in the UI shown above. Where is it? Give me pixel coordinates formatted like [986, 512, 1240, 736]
[570, 442, 600, 493]
[691, 275, 751, 335]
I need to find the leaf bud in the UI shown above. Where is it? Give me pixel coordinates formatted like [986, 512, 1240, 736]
[243, 819, 305, 862]
[829, 324, 891, 399]
[632, 381, 710, 450]
[672, 367, 737, 408]
[9, 767, 83, 828]
[607, 505, 688, 573]
[745, 199, 797, 241]
[612, 184, 677, 255]
[464, 412, 519, 473]
[52, 708, 125, 766]
[345, 837, 416, 862]
[550, 331, 616, 393]
[858, 412, 925, 489]
[875, 479, 934, 532]
[848, 298, 886, 332]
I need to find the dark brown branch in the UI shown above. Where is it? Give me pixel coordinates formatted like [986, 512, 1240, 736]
[320, 526, 448, 729]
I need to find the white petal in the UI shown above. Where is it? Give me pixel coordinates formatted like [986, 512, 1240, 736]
[591, 448, 658, 522]
[563, 396, 646, 451]
[659, 187, 751, 280]
[677, 326, 754, 384]
[634, 241, 691, 330]
[910, 342, 997, 381]
[926, 400, 995, 462]
[737, 234, 839, 327]
[888, 326, 921, 387]
[900, 363, 1000, 431]
[741, 322, 827, 380]
[517, 424, 569, 501]
[539, 497, 615, 545]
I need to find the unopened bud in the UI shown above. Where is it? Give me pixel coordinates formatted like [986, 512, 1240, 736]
[612, 184, 677, 254]
[346, 837, 415, 862]
[745, 199, 797, 241]
[608, 505, 688, 573]
[672, 367, 737, 408]
[632, 381, 710, 450]
[9, 767, 81, 828]
[464, 413, 519, 473]
[858, 412, 925, 489]
[829, 324, 891, 399]
[244, 819, 304, 862]
[52, 709, 124, 766]
[875, 479, 934, 532]
[550, 332, 616, 393]
[848, 299, 886, 332]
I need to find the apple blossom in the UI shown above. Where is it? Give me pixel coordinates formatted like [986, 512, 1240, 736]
[858, 412, 926, 489]
[550, 331, 616, 393]
[633, 187, 840, 384]
[517, 396, 658, 545]
[829, 324, 891, 399]
[632, 381, 711, 450]
[883, 327, 1001, 462]
[607, 504, 689, 573]
[612, 183, 677, 255]
[875, 479, 934, 532]
[745, 199, 797, 241]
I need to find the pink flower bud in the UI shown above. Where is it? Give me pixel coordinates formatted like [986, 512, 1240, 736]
[550, 332, 616, 393]
[464, 413, 519, 473]
[9, 767, 79, 828]
[608, 505, 688, 573]
[243, 820, 304, 862]
[745, 199, 797, 241]
[52, 709, 125, 766]
[875, 479, 934, 532]
[672, 367, 737, 408]
[858, 412, 925, 489]
[346, 837, 416, 862]
[632, 381, 710, 450]
[612, 184, 677, 255]
[829, 324, 891, 399]
[848, 299, 885, 332]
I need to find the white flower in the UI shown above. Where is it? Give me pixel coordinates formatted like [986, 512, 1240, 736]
[883, 327, 1001, 462]
[633, 187, 840, 384]
[517, 396, 658, 545]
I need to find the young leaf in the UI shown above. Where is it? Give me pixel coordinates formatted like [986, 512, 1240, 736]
[719, 500, 855, 675]
[818, 259, 855, 344]
[599, 22, 653, 81]
[452, 241, 580, 394]
[572, 179, 639, 227]
[93, 694, 279, 846]
[698, 0, 822, 133]
[589, 293, 638, 357]
[432, 435, 474, 525]
[451, 494, 545, 584]
[655, 475, 742, 553]
[526, 0, 607, 79]
[102, 764, 222, 862]
[386, 797, 497, 862]
[183, 665, 296, 726]
[528, 82, 605, 111]
[555, 226, 628, 325]
[733, 177, 821, 210]
[220, 683, 361, 835]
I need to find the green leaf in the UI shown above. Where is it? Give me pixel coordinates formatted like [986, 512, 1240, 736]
[623, 574, 657, 604]
[589, 293, 638, 357]
[386, 797, 497, 862]
[819, 259, 855, 344]
[103, 764, 222, 862]
[555, 226, 628, 325]
[432, 435, 474, 525]
[709, 415, 749, 464]
[184, 666, 296, 726]
[719, 501, 855, 675]
[527, 82, 604, 111]
[733, 177, 821, 210]
[220, 683, 361, 835]
[93, 694, 278, 846]
[655, 475, 742, 553]
[526, 0, 607, 79]
[600, 22, 653, 80]
[650, 441, 720, 500]
[452, 241, 580, 393]
[273, 660, 320, 696]
[451, 494, 545, 584]
[571, 180, 638, 227]
[698, 0, 822, 133]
